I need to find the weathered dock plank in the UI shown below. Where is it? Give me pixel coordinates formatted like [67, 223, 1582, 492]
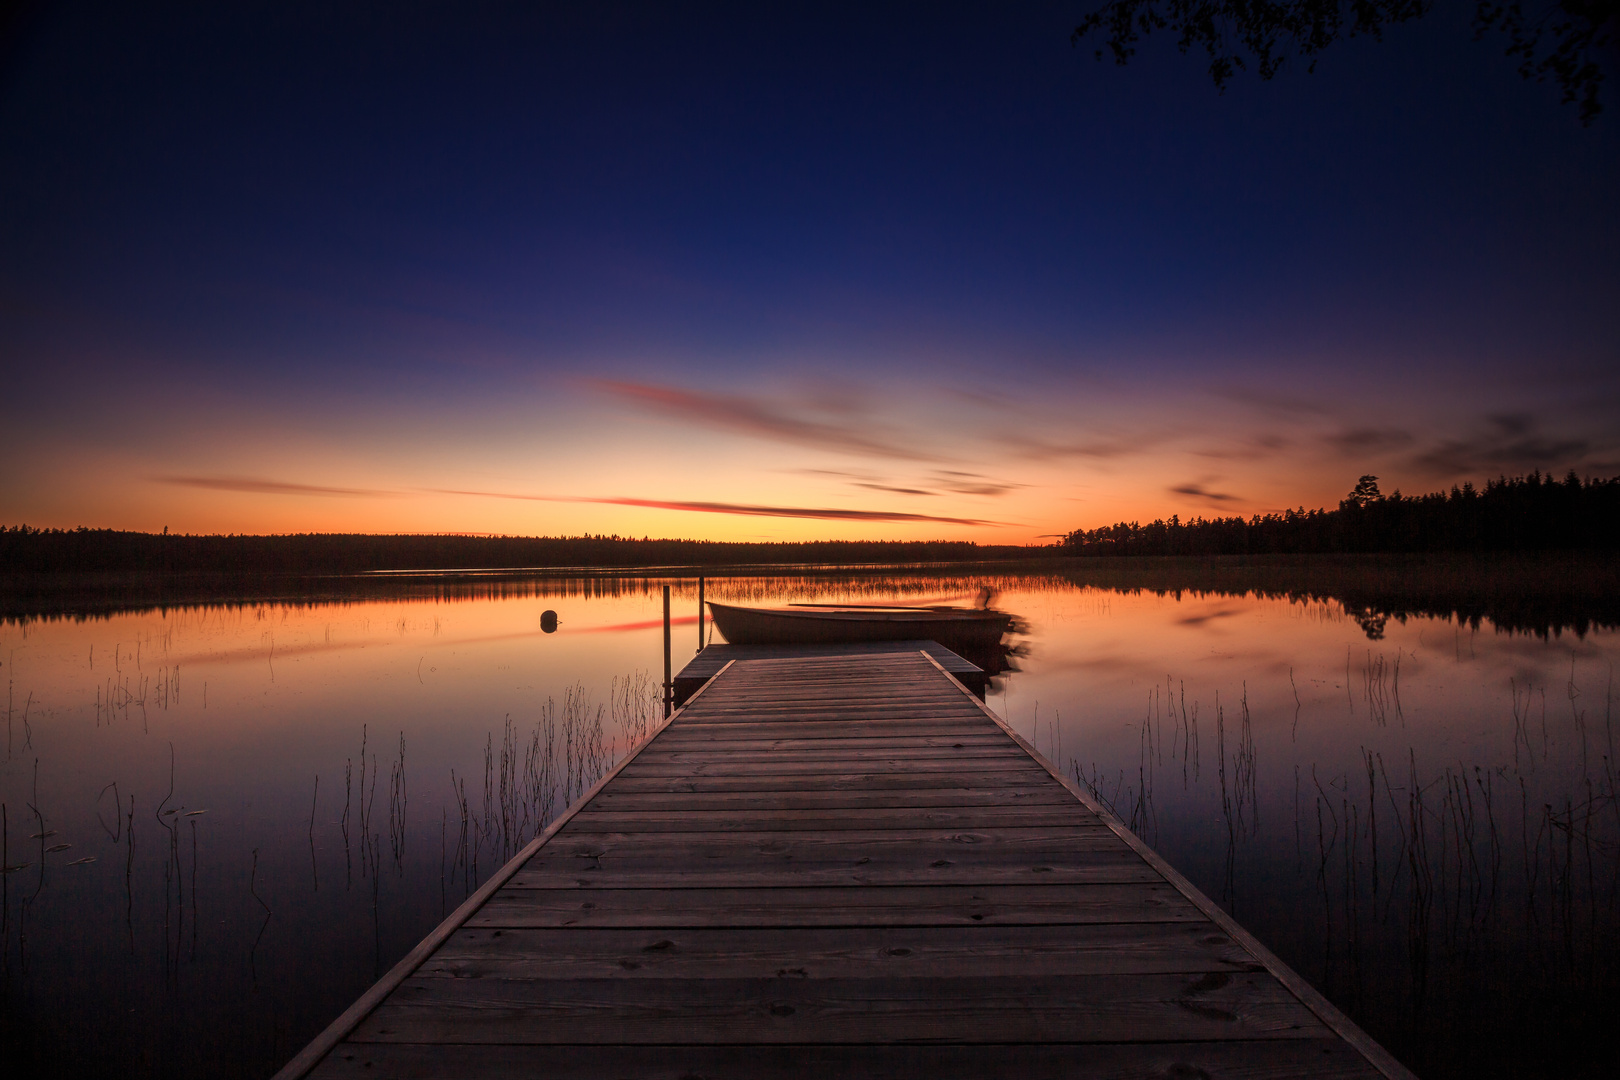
[350, 972, 1326, 1044]
[419, 923, 1261, 978]
[467, 882, 1203, 927]
[276, 649, 1415, 1080]
[672, 639, 986, 704]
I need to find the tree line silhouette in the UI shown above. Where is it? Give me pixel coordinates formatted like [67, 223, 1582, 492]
[1062, 471, 1620, 556]
[0, 530, 1037, 575]
[4, 471, 1614, 576]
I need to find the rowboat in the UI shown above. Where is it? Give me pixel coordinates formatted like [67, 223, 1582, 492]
[706, 601, 1013, 654]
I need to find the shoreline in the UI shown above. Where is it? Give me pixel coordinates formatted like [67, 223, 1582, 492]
[4, 551, 1616, 636]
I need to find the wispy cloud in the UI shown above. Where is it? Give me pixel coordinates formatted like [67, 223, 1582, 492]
[431, 488, 1009, 526]
[994, 431, 1145, 462]
[854, 482, 938, 496]
[1169, 481, 1241, 505]
[1194, 434, 1289, 460]
[1214, 386, 1334, 418]
[930, 470, 1024, 497]
[1411, 413, 1591, 477]
[587, 378, 940, 461]
[1324, 427, 1414, 454]
[794, 467, 1022, 498]
[608, 498, 1005, 526]
[158, 476, 391, 497]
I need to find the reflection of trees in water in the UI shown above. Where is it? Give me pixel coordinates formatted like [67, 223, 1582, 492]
[1350, 607, 1388, 639]
[1067, 664, 1620, 1080]
[5, 567, 1043, 622]
[10, 553, 1614, 642]
[1027, 554, 1620, 641]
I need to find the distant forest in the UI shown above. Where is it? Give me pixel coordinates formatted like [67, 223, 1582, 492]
[1061, 472, 1620, 556]
[0, 530, 1038, 575]
[4, 471, 1615, 577]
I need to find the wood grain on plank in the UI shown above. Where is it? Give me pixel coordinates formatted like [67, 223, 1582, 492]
[468, 882, 1203, 928]
[629, 747, 1034, 764]
[672, 712, 987, 726]
[667, 720, 993, 737]
[350, 972, 1328, 1045]
[420, 923, 1258, 980]
[506, 853, 1159, 888]
[532, 825, 1117, 856]
[684, 693, 991, 708]
[660, 725, 996, 742]
[309, 1040, 1384, 1080]
[564, 807, 1094, 832]
[644, 735, 1016, 753]
[677, 706, 981, 721]
[582, 787, 1078, 813]
[604, 769, 1058, 792]
[618, 756, 1048, 777]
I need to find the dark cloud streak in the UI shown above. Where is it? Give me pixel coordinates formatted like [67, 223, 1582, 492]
[993, 431, 1145, 462]
[930, 470, 1024, 497]
[158, 476, 391, 497]
[793, 467, 1021, 499]
[1411, 413, 1592, 477]
[1194, 433, 1290, 460]
[854, 483, 938, 496]
[1215, 387, 1334, 418]
[1170, 481, 1242, 505]
[431, 488, 1008, 526]
[1325, 427, 1414, 454]
[588, 379, 940, 462]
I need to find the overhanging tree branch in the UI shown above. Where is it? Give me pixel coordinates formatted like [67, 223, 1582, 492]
[1072, 0, 1618, 122]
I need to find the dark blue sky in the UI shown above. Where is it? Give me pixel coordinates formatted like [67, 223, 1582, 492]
[2, 1, 1616, 539]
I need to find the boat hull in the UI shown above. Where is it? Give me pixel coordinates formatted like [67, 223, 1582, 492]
[707, 602, 1012, 654]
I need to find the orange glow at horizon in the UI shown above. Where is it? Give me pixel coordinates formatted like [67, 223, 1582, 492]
[4, 371, 1596, 545]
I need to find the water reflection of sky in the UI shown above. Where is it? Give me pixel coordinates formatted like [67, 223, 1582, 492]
[1, 572, 1615, 1079]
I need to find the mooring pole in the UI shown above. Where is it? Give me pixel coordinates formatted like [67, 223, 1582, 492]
[662, 585, 672, 718]
[697, 576, 705, 651]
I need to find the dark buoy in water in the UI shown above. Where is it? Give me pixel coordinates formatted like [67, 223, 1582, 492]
[540, 610, 559, 634]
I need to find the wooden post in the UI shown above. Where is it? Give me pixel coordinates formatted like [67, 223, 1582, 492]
[697, 576, 705, 651]
[662, 585, 672, 718]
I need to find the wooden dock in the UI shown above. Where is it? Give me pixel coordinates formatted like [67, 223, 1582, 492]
[276, 650, 1414, 1080]
[671, 639, 987, 706]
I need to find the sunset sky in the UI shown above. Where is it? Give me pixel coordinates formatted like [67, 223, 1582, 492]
[2, 2, 1616, 544]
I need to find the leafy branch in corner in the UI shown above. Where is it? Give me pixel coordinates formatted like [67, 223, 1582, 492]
[1071, 0, 1618, 122]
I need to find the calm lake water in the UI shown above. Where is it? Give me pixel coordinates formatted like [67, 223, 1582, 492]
[1, 559, 1616, 1079]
